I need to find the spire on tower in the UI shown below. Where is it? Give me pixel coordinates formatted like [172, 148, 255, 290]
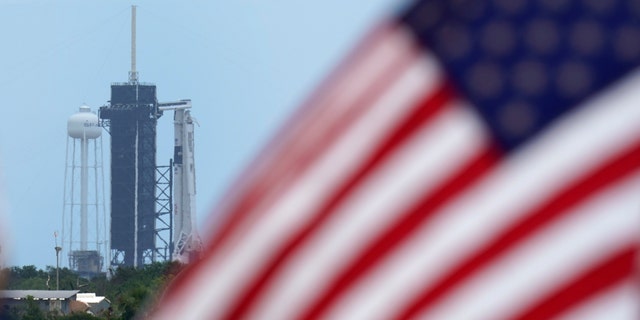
[128, 5, 138, 83]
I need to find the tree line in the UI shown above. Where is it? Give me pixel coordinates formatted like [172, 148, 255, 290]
[0, 261, 183, 319]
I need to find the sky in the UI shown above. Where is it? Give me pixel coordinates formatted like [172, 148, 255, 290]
[0, 1, 398, 269]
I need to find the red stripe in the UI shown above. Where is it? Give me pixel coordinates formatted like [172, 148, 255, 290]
[393, 138, 640, 320]
[159, 23, 414, 304]
[507, 246, 637, 320]
[298, 146, 500, 320]
[220, 82, 457, 320]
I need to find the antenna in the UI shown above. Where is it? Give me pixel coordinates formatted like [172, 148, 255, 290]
[129, 5, 139, 83]
[54, 231, 61, 290]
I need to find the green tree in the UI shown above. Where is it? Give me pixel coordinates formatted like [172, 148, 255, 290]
[0, 261, 184, 319]
[56, 312, 99, 320]
[105, 261, 183, 319]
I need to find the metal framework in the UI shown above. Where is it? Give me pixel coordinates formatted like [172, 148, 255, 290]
[69, 250, 102, 278]
[99, 83, 162, 268]
[155, 161, 173, 261]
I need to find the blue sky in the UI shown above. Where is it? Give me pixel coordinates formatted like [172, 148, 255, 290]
[0, 1, 398, 269]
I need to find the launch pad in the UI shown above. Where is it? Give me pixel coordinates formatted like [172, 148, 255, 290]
[63, 6, 201, 271]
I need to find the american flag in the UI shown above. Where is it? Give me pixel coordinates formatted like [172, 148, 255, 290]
[154, 1, 640, 319]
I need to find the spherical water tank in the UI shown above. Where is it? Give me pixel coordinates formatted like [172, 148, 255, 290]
[68, 105, 102, 139]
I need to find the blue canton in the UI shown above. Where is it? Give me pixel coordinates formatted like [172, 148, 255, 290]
[402, 0, 640, 151]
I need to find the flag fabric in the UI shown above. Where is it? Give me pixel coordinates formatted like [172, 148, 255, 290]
[154, 1, 640, 319]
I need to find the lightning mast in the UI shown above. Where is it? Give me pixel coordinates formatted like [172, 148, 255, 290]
[129, 5, 138, 83]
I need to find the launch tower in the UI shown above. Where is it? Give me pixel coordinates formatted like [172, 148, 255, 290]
[98, 5, 199, 268]
[99, 83, 160, 267]
[98, 6, 165, 267]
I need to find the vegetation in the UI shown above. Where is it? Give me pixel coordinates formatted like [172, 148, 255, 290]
[0, 261, 183, 319]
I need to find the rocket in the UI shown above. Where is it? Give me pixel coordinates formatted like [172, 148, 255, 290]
[159, 100, 202, 263]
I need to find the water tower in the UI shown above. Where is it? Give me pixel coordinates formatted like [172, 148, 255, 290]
[62, 105, 107, 277]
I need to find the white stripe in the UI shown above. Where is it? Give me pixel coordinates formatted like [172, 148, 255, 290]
[241, 53, 444, 320]
[558, 281, 640, 320]
[248, 101, 487, 320]
[155, 29, 436, 320]
[422, 172, 640, 320]
[322, 66, 640, 319]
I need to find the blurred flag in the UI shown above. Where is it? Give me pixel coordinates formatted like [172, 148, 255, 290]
[155, 1, 640, 319]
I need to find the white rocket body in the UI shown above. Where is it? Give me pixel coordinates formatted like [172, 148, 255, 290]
[168, 103, 202, 263]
